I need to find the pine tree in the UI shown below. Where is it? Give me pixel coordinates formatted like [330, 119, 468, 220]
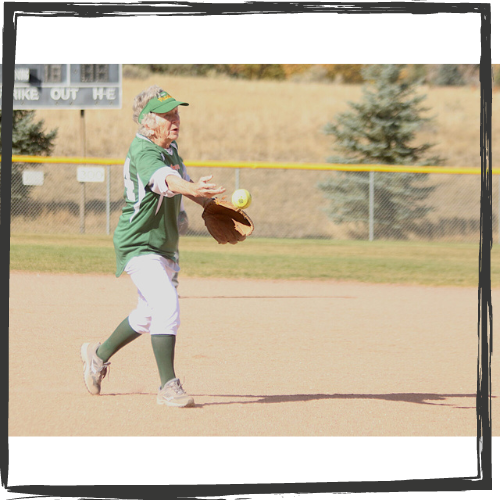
[318, 64, 444, 240]
[0, 110, 57, 206]
[434, 64, 465, 86]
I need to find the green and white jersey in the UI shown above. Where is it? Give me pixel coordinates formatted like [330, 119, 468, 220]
[113, 134, 190, 277]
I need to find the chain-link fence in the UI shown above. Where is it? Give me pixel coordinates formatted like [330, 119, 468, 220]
[9, 159, 492, 242]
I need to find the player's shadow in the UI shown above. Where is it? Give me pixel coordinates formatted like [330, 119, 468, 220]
[101, 392, 488, 411]
[194, 392, 480, 408]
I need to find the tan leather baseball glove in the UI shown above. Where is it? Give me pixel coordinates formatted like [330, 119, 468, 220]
[202, 198, 254, 244]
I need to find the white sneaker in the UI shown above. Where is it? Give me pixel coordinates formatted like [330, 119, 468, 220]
[157, 378, 194, 407]
[81, 342, 110, 395]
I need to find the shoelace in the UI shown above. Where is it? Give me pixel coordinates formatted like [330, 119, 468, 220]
[101, 363, 111, 381]
[171, 380, 186, 394]
[92, 359, 111, 380]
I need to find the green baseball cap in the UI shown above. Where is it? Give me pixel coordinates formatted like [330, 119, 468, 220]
[138, 91, 189, 123]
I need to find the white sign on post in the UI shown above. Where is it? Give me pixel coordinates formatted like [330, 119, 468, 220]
[22, 171, 44, 186]
[77, 166, 105, 183]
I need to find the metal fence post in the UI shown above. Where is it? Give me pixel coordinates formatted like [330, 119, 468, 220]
[79, 109, 86, 234]
[369, 170, 374, 241]
[79, 181, 86, 234]
[235, 168, 240, 191]
[106, 164, 111, 235]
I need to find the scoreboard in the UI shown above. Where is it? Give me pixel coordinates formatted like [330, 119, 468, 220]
[0, 64, 122, 109]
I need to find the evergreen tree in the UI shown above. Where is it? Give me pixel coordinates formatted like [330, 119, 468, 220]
[0, 110, 57, 208]
[318, 64, 444, 240]
[434, 64, 465, 86]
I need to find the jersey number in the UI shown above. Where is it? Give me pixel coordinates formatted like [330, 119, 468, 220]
[123, 158, 136, 202]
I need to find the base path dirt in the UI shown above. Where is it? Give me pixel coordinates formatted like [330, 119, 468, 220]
[9, 271, 498, 437]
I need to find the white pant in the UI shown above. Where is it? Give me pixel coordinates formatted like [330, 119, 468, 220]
[125, 254, 181, 336]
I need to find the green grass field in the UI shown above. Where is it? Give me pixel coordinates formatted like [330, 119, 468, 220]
[9, 233, 498, 288]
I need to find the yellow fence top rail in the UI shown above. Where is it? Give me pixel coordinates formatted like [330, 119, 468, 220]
[3, 154, 495, 175]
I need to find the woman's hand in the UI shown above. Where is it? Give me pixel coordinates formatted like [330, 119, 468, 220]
[190, 175, 226, 198]
[165, 174, 226, 207]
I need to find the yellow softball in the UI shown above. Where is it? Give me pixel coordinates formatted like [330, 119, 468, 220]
[232, 189, 252, 209]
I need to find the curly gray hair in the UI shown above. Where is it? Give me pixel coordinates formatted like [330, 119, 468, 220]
[132, 85, 165, 137]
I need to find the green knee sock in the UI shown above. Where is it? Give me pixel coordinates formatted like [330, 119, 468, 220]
[151, 334, 176, 388]
[96, 317, 141, 362]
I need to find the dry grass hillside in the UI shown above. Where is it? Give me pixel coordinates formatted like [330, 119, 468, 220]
[32, 74, 496, 167]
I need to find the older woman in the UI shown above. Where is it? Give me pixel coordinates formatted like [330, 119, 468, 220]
[81, 85, 225, 407]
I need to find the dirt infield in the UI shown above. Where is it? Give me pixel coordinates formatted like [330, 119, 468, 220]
[9, 271, 498, 437]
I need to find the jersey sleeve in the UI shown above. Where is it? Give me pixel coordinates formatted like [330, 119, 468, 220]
[134, 147, 168, 187]
[133, 139, 190, 197]
[149, 166, 182, 198]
